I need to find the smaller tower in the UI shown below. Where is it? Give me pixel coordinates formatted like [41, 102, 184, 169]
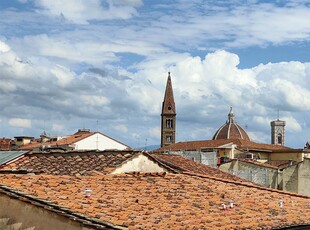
[271, 118, 286, 146]
[161, 72, 176, 147]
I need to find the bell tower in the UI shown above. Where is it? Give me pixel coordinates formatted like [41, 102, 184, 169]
[270, 118, 286, 146]
[161, 72, 176, 147]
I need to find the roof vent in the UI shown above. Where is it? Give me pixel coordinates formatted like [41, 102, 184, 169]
[278, 200, 283, 208]
[229, 200, 234, 208]
[85, 189, 92, 198]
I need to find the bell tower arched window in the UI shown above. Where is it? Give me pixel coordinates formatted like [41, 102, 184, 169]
[166, 119, 173, 128]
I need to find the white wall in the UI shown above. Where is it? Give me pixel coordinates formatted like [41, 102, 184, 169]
[111, 154, 169, 174]
[74, 133, 128, 150]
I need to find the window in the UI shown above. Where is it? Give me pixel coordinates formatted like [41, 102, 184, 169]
[166, 119, 173, 128]
[277, 133, 282, 144]
[166, 136, 172, 143]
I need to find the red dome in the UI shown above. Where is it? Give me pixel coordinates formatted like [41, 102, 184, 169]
[212, 107, 250, 141]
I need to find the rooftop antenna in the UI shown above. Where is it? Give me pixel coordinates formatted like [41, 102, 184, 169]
[277, 107, 280, 120]
[144, 138, 148, 151]
[96, 120, 99, 150]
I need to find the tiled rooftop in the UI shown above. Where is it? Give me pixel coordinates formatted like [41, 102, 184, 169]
[155, 138, 291, 153]
[266, 160, 297, 169]
[0, 150, 137, 176]
[0, 173, 309, 229]
[150, 153, 251, 183]
[1, 150, 253, 184]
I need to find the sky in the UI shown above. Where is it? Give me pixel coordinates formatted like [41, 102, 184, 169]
[0, 0, 310, 149]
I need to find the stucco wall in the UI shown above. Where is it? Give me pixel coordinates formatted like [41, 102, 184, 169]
[0, 193, 95, 230]
[282, 165, 298, 194]
[111, 154, 169, 174]
[282, 158, 310, 196]
[298, 158, 310, 196]
[75, 133, 128, 151]
[270, 152, 303, 162]
[219, 160, 279, 188]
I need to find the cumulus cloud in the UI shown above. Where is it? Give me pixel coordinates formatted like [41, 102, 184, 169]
[1, 1, 310, 148]
[9, 118, 32, 128]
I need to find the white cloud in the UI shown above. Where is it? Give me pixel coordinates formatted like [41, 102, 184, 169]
[114, 124, 128, 133]
[34, 0, 142, 24]
[148, 127, 160, 139]
[283, 116, 302, 132]
[0, 40, 10, 52]
[51, 65, 75, 87]
[80, 95, 110, 106]
[52, 124, 64, 132]
[9, 118, 32, 128]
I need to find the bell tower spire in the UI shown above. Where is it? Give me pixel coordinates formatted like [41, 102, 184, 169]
[161, 72, 176, 147]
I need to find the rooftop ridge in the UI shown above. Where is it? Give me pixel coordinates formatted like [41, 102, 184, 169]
[226, 158, 280, 170]
[182, 171, 310, 199]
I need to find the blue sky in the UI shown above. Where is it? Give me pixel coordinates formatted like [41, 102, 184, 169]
[0, 0, 310, 148]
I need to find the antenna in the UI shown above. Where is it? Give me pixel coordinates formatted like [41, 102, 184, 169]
[277, 108, 280, 120]
[96, 120, 99, 150]
[144, 138, 148, 151]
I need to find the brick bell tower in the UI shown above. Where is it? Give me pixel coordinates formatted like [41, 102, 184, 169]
[161, 72, 176, 147]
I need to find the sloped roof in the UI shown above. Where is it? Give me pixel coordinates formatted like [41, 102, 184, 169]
[0, 173, 309, 229]
[154, 138, 290, 153]
[266, 160, 297, 169]
[0, 150, 138, 176]
[0, 151, 250, 184]
[221, 158, 280, 170]
[150, 153, 251, 183]
[19, 131, 130, 150]
[0, 151, 29, 165]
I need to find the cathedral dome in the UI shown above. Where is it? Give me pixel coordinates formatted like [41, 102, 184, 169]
[212, 107, 250, 141]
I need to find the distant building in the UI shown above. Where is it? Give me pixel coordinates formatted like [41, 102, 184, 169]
[19, 129, 130, 151]
[213, 107, 250, 141]
[14, 136, 34, 147]
[161, 72, 176, 147]
[271, 118, 286, 145]
[155, 108, 309, 164]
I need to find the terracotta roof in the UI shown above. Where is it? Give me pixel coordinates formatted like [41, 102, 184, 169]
[150, 153, 251, 183]
[265, 160, 297, 169]
[234, 139, 291, 151]
[213, 107, 250, 141]
[0, 173, 309, 229]
[0, 150, 138, 176]
[154, 139, 234, 152]
[154, 138, 290, 153]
